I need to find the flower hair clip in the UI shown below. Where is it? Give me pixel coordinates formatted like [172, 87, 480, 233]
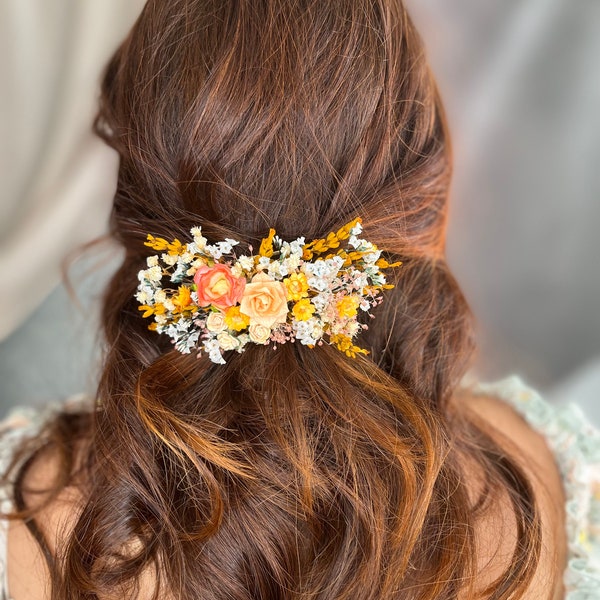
[135, 218, 401, 364]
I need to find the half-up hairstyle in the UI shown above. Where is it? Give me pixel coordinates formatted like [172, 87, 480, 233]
[3, 1, 544, 598]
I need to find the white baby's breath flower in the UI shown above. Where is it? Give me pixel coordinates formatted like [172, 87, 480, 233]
[203, 338, 226, 364]
[155, 314, 168, 326]
[362, 251, 380, 265]
[257, 256, 271, 269]
[359, 298, 371, 311]
[267, 261, 282, 279]
[206, 312, 227, 332]
[284, 254, 301, 271]
[278, 241, 290, 258]
[348, 235, 361, 249]
[230, 263, 243, 278]
[301, 262, 314, 275]
[204, 244, 223, 260]
[311, 292, 331, 313]
[186, 242, 199, 254]
[163, 299, 176, 312]
[216, 239, 238, 255]
[146, 255, 159, 267]
[292, 317, 322, 345]
[350, 222, 362, 236]
[154, 289, 167, 304]
[310, 260, 330, 277]
[135, 289, 153, 305]
[352, 272, 369, 291]
[237, 255, 254, 271]
[217, 332, 240, 351]
[175, 319, 191, 332]
[307, 276, 328, 292]
[170, 263, 187, 282]
[146, 266, 163, 282]
[191, 227, 207, 250]
[175, 330, 200, 354]
[161, 253, 178, 266]
[180, 252, 194, 263]
[248, 323, 271, 344]
[327, 255, 345, 270]
[289, 237, 305, 256]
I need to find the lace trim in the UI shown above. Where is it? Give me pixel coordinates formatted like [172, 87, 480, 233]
[466, 376, 600, 597]
[0, 396, 93, 600]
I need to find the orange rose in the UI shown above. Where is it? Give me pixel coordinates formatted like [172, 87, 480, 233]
[239, 273, 288, 328]
[194, 264, 245, 310]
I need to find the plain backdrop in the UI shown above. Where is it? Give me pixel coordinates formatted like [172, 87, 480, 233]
[1, 0, 599, 420]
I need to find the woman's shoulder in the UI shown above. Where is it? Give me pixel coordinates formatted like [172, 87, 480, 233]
[0, 396, 93, 600]
[457, 375, 600, 598]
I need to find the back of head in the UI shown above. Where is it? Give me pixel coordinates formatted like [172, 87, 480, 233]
[10, 1, 544, 598]
[99, 0, 470, 402]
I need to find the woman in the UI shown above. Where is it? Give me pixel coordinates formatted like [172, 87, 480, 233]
[1, 1, 598, 598]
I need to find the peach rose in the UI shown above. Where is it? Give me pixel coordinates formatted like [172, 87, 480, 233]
[239, 272, 288, 328]
[194, 264, 245, 310]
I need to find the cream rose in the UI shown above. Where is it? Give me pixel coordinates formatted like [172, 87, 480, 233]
[248, 323, 271, 344]
[216, 332, 239, 351]
[205, 312, 227, 332]
[239, 272, 289, 328]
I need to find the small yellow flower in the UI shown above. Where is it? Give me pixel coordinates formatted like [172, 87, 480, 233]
[302, 247, 314, 260]
[292, 299, 315, 321]
[173, 286, 192, 311]
[336, 296, 360, 318]
[144, 234, 186, 256]
[138, 303, 166, 318]
[376, 257, 402, 269]
[330, 334, 369, 358]
[283, 272, 309, 301]
[139, 305, 154, 318]
[144, 234, 170, 251]
[259, 228, 276, 257]
[346, 251, 364, 264]
[167, 239, 185, 256]
[335, 217, 362, 241]
[224, 305, 251, 331]
[153, 303, 166, 316]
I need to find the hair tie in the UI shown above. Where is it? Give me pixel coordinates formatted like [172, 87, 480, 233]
[135, 218, 401, 364]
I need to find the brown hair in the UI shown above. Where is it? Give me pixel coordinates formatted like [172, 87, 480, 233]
[4, 1, 544, 598]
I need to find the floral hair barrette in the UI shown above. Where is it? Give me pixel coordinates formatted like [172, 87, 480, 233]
[135, 218, 401, 364]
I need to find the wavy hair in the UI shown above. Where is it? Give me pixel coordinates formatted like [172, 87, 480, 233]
[4, 1, 544, 598]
